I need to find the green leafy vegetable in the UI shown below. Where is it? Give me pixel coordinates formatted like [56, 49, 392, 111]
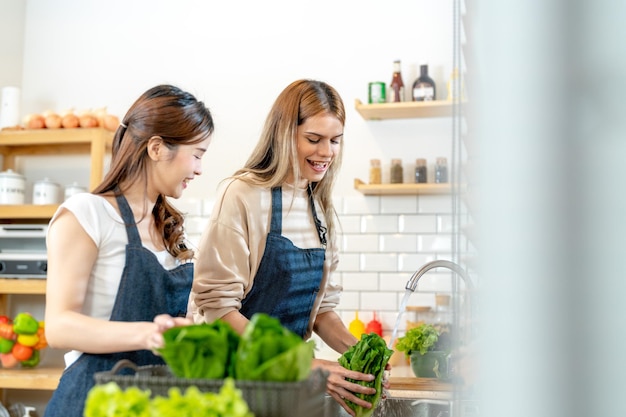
[84, 382, 151, 417]
[395, 323, 451, 356]
[157, 320, 240, 379]
[338, 332, 393, 417]
[235, 313, 315, 381]
[84, 379, 253, 417]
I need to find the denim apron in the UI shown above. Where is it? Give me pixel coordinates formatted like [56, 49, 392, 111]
[44, 193, 193, 417]
[240, 186, 326, 338]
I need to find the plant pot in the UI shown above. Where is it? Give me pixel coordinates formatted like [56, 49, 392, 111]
[410, 350, 450, 379]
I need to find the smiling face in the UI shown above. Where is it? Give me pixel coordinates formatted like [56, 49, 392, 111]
[293, 113, 343, 185]
[149, 135, 211, 199]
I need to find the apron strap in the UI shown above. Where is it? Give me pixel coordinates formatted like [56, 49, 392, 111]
[114, 190, 142, 246]
[307, 184, 327, 248]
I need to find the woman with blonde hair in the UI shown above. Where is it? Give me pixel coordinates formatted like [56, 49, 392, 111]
[190, 79, 385, 416]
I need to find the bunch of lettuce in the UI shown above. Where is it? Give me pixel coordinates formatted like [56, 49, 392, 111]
[157, 320, 240, 379]
[338, 332, 393, 417]
[234, 313, 315, 381]
[84, 379, 253, 417]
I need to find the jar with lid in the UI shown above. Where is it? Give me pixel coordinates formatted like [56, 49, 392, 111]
[414, 158, 427, 183]
[390, 159, 403, 184]
[435, 157, 448, 183]
[369, 159, 382, 184]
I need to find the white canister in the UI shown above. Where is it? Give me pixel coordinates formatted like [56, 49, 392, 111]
[32, 178, 61, 205]
[0, 86, 21, 129]
[64, 182, 87, 200]
[0, 169, 26, 205]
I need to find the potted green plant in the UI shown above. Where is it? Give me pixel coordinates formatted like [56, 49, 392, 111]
[395, 323, 452, 379]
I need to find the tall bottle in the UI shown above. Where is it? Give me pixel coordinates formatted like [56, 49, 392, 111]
[412, 64, 436, 101]
[388, 60, 405, 102]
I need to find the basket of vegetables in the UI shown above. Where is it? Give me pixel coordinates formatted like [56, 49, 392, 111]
[92, 314, 327, 417]
[0, 312, 47, 369]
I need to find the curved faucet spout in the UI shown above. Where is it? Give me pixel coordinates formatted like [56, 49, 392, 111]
[405, 260, 472, 292]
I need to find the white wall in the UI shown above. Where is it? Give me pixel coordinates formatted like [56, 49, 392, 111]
[16, 0, 454, 200]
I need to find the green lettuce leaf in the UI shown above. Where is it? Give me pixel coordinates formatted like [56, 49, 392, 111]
[85, 379, 253, 417]
[157, 320, 240, 379]
[234, 313, 314, 381]
[338, 332, 393, 417]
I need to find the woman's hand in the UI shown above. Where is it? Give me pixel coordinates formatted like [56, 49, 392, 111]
[148, 314, 193, 352]
[313, 358, 377, 417]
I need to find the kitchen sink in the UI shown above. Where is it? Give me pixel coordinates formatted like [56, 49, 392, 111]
[322, 395, 450, 417]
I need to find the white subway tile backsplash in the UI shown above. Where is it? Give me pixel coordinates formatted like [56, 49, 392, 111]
[362, 214, 398, 233]
[341, 195, 380, 215]
[337, 215, 361, 234]
[398, 253, 436, 272]
[417, 234, 445, 252]
[380, 196, 418, 214]
[342, 234, 380, 252]
[380, 233, 418, 253]
[378, 272, 409, 292]
[341, 272, 379, 291]
[361, 292, 397, 311]
[336, 253, 361, 272]
[437, 214, 454, 233]
[418, 195, 453, 214]
[337, 291, 360, 310]
[399, 214, 438, 233]
[360, 253, 398, 272]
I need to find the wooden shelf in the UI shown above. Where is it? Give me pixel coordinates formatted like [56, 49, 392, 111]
[354, 179, 452, 195]
[0, 204, 58, 220]
[354, 99, 456, 120]
[0, 367, 62, 390]
[0, 278, 46, 294]
[0, 127, 114, 191]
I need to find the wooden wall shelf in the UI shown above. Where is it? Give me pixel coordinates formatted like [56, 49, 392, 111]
[354, 179, 452, 195]
[354, 99, 457, 120]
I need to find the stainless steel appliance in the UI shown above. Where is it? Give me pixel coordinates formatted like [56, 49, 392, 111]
[0, 224, 47, 278]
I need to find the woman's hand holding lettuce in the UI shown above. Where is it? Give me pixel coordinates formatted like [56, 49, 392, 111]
[338, 332, 393, 417]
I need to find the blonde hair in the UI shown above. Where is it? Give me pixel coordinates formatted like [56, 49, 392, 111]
[234, 79, 345, 239]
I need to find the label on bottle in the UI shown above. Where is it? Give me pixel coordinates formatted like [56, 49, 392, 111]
[413, 85, 435, 101]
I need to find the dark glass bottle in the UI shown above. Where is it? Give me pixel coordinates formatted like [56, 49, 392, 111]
[412, 64, 436, 101]
[414, 158, 427, 183]
[389, 60, 405, 102]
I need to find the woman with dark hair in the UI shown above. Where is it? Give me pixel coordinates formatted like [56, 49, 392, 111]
[190, 79, 386, 416]
[43, 84, 214, 416]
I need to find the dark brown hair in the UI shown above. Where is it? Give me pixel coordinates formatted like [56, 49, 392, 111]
[93, 84, 214, 261]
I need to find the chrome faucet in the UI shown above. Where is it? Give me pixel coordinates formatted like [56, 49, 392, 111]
[405, 260, 473, 292]
[404, 259, 474, 354]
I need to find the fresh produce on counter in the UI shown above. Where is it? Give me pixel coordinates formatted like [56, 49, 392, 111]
[0, 312, 48, 368]
[338, 332, 393, 417]
[157, 313, 315, 382]
[84, 379, 253, 417]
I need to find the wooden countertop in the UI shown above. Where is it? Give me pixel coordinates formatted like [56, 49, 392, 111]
[388, 364, 452, 391]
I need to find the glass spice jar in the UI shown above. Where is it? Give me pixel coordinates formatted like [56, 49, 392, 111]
[414, 158, 427, 183]
[390, 159, 403, 184]
[435, 157, 448, 183]
[369, 159, 382, 184]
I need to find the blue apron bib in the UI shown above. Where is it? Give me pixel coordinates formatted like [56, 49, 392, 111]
[240, 186, 326, 338]
[44, 193, 193, 417]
